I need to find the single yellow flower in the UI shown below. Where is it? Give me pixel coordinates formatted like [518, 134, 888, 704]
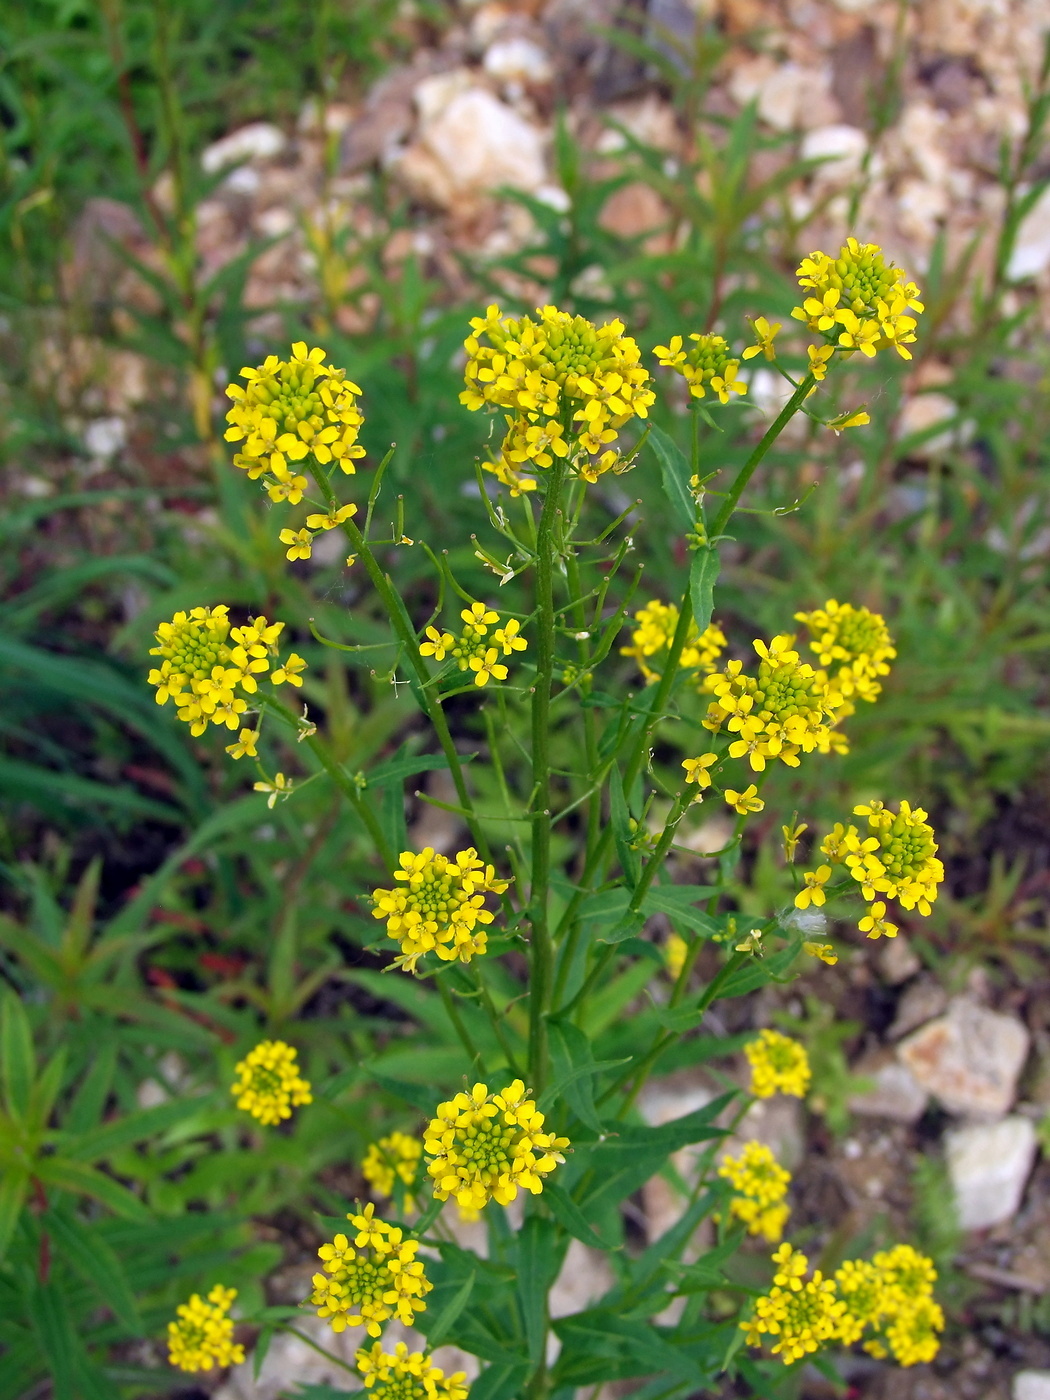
[420, 626, 455, 661]
[794, 865, 831, 909]
[682, 752, 718, 788]
[254, 772, 292, 808]
[782, 821, 807, 862]
[725, 784, 764, 815]
[225, 728, 259, 760]
[272, 652, 307, 687]
[305, 502, 358, 530]
[803, 941, 838, 966]
[742, 317, 782, 361]
[492, 618, 528, 655]
[279, 527, 314, 561]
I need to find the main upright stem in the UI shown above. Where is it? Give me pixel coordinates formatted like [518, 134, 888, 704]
[528, 454, 569, 1093]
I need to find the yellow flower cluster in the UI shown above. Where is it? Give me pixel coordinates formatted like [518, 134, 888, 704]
[356, 1340, 469, 1400]
[743, 1242, 943, 1368]
[653, 333, 747, 403]
[225, 341, 365, 475]
[372, 847, 509, 973]
[461, 304, 655, 492]
[742, 1243, 845, 1364]
[800, 800, 944, 934]
[309, 1203, 431, 1336]
[231, 1039, 312, 1125]
[718, 1141, 791, 1243]
[424, 1080, 569, 1212]
[223, 343, 363, 562]
[420, 602, 527, 688]
[148, 606, 305, 740]
[860, 1244, 944, 1366]
[791, 238, 924, 361]
[745, 1030, 811, 1100]
[167, 1284, 245, 1373]
[620, 600, 726, 685]
[702, 635, 844, 770]
[795, 598, 896, 704]
[362, 1132, 423, 1213]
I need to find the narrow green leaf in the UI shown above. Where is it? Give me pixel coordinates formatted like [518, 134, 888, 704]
[642, 886, 719, 936]
[517, 1215, 562, 1366]
[649, 424, 696, 533]
[425, 1267, 475, 1346]
[380, 780, 408, 864]
[546, 1020, 626, 1131]
[362, 1063, 448, 1114]
[469, 1360, 530, 1400]
[1, 989, 35, 1117]
[543, 1182, 615, 1252]
[689, 547, 720, 634]
[366, 752, 474, 788]
[608, 766, 640, 888]
[717, 939, 800, 999]
[0, 1168, 29, 1262]
[27, 1280, 76, 1400]
[63, 1095, 209, 1162]
[28, 1045, 67, 1134]
[62, 858, 101, 966]
[45, 1210, 143, 1334]
[36, 1158, 150, 1221]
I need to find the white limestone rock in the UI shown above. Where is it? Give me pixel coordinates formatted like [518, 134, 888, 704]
[202, 122, 286, 173]
[898, 997, 1030, 1118]
[946, 1115, 1037, 1230]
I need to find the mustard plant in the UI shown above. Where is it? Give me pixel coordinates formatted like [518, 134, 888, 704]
[150, 239, 948, 1395]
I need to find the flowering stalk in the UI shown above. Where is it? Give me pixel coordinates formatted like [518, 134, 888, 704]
[528, 449, 571, 1092]
[305, 462, 495, 866]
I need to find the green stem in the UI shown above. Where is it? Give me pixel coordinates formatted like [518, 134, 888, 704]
[528, 453, 570, 1093]
[258, 693, 394, 868]
[438, 977, 481, 1067]
[708, 372, 816, 540]
[611, 952, 748, 1115]
[308, 465, 494, 866]
[282, 1327, 359, 1375]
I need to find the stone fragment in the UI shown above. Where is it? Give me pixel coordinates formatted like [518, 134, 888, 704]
[888, 975, 948, 1040]
[898, 997, 1030, 1118]
[397, 84, 547, 208]
[897, 391, 973, 460]
[483, 37, 553, 85]
[201, 122, 286, 173]
[729, 58, 838, 132]
[1009, 186, 1050, 280]
[598, 182, 671, 243]
[878, 933, 921, 986]
[800, 124, 867, 186]
[849, 1049, 929, 1124]
[550, 1238, 614, 1316]
[945, 1115, 1037, 1230]
[1015, 1371, 1050, 1400]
